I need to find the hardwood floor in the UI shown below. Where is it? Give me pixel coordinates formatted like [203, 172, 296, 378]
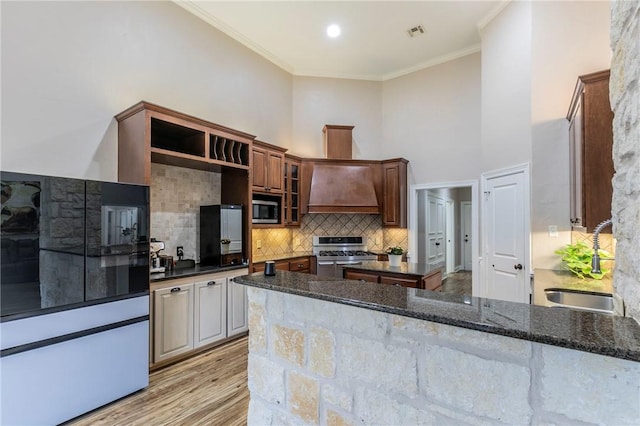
[441, 271, 472, 295]
[67, 336, 249, 426]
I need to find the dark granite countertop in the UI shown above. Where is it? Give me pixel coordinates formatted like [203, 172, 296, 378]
[234, 270, 640, 362]
[342, 261, 442, 276]
[150, 263, 248, 283]
[252, 251, 315, 264]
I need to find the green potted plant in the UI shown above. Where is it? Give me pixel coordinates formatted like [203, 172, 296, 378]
[554, 241, 613, 279]
[385, 246, 404, 267]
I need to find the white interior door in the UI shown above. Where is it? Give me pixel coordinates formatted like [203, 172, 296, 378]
[426, 194, 445, 268]
[482, 165, 530, 304]
[445, 200, 455, 275]
[461, 202, 472, 270]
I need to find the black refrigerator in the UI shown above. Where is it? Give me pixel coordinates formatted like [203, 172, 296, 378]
[0, 171, 151, 425]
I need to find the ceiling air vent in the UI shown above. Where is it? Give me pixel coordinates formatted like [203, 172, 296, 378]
[407, 25, 425, 38]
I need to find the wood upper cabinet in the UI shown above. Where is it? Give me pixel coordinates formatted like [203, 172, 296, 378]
[567, 70, 614, 233]
[382, 159, 408, 228]
[115, 101, 254, 186]
[284, 154, 302, 226]
[252, 140, 285, 194]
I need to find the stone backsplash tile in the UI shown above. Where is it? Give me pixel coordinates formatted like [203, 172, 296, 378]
[150, 163, 221, 261]
[252, 214, 409, 258]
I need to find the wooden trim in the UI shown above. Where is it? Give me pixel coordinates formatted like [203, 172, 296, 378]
[567, 69, 610, 120]
[253, 139, 288, 153]
[322, 125, 355, 131]
[115, 101, 256, 142]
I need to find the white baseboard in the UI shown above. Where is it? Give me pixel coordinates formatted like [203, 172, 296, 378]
[455, 265, 462, 272]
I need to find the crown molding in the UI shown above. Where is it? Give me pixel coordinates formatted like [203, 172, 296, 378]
[173, 0, 295, 74]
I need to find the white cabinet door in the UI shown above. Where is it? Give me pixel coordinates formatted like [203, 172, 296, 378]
[483, 167, 528, 304]
[194, 278, 227, 347]
[227, 276, 248, 336]
[426, 194, 445, 268]
[154, 284, 194, 363]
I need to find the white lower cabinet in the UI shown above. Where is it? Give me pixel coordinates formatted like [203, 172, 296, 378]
[151, 268, 247, 365]
[154, 284, 194, 363]
[194, 278, 227, 347]
[227, 274, 249, 336]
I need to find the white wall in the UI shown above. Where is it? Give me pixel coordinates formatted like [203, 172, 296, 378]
[530, 1, 612, 269]
[1, 1, 292, 181]
[0, 1, 613, 275]
[480, 1, 532, 173]
[382, 53, 482, 185]
[291, 77, 382, 158]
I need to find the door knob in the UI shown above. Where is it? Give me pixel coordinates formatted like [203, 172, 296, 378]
[514, 264, 523, 270]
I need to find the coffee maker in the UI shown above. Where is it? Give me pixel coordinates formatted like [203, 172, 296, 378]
[150, 240, 166, 273]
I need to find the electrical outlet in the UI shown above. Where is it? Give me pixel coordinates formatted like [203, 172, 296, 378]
[294, 238, 301, 246]
[256, 239, 262, 249]
[548, 225, 558, 237]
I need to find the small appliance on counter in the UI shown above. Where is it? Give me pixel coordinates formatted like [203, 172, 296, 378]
[200, 204, 243, 266]
[150, 240, 166, 273]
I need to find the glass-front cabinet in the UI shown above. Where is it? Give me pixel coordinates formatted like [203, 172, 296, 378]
[284, 156, 301, 226]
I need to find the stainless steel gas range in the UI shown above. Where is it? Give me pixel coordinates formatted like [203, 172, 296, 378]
[313, 236, 378, 278]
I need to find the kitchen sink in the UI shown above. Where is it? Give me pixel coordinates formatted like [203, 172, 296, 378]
[544, 288, 615, 314]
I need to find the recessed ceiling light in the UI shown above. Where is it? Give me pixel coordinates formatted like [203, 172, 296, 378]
[326, 24, 341, 38]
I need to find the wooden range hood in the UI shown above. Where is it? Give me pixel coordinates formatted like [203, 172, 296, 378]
[305, 125, 381, 214]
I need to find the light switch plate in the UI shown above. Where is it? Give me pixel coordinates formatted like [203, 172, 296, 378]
[548, 225, 558, 237]
[256, 239, 262, 249]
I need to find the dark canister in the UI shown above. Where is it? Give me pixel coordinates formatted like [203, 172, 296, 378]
[264, 260, 276, 276]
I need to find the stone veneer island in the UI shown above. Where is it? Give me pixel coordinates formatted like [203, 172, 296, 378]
[233, 270, 640, 425]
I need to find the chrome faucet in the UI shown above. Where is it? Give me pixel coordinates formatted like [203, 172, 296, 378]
[591, 218, 612, 274]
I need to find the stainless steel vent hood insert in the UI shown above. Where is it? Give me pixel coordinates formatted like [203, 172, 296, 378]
[307, 164, 380, 214]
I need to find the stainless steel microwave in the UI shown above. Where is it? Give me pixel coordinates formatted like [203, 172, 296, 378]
[252, 199, 279, 224]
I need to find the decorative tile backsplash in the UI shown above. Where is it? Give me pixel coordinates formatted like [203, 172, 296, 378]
[150, 163, 221, 262]
[252, 213, 408, 258]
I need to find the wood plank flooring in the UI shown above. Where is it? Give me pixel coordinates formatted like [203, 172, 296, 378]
[441, 271, 472, 295]
[67, 336, 249, 426]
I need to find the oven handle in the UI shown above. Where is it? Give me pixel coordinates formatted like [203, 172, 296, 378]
[317, 261, 336, 266]
[336, 261, 363, 266]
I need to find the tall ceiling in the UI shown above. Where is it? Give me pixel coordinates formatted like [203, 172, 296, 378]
[175, 1, 506, 81]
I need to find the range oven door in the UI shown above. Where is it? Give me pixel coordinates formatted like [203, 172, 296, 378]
[315, 260, 336, 277]
[336, 261, 363, 279]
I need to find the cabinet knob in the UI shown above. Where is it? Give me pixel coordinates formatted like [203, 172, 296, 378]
[514, 264, 523, 270]
[170, 287, 181, 293]
[207, 281, 216, 286]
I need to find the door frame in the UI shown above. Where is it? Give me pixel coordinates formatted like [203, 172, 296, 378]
[445, 199, 455, 276]
[460, 201, 472, 271]
[480, 163, 531, 300]
[409, 180, 479, 296]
